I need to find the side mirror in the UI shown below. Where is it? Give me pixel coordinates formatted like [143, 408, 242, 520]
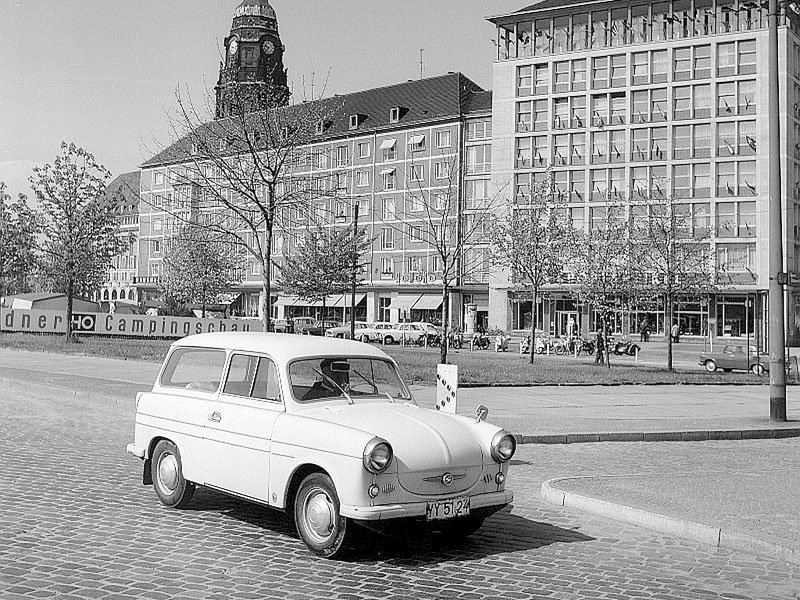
[475, 405, 489, 423]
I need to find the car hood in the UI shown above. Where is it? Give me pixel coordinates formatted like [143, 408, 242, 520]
[305, 402, 485, 471]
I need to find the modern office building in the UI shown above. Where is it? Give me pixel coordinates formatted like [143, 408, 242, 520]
[487, 0, 800, 343]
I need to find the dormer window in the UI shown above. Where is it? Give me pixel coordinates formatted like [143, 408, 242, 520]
[389, 106, 401, 123]
[316, 120, 332, 135]
[349, 114, 363, 130]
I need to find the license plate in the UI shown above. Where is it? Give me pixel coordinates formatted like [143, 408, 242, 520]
[426, 497, 470, 521]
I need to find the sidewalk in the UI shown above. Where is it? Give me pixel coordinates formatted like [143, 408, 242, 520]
[1, 347, 799, 565]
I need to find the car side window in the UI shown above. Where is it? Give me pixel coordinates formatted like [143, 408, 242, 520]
[223, 353, 281, 402]
[161, 348, 226, 392]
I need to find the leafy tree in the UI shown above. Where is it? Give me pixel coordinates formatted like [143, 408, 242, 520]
[631, 193, 716, 371]
[279, 226, 370, 333]
[160, 224, 242, 318]
[489, 172, 571, 364]
[0, 182, 39, 301]
[30, 143, 130, 342]
[567, 198, 634, 368]
[157, 83, 343, 331]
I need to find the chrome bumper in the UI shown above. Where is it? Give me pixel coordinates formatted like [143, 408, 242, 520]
[340, 490, 513, 521]
[126, 443, 146, 459]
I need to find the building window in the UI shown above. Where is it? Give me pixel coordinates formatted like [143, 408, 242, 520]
[717, 42, 737, 76]
[610, 54, 626, 87]
[382, 169, 396, 190]
[356, 170, 370, 187]
[465, 179, 490, 209]
[153, 218, 163, 231]
[407, 256, 423, 273]
[390, 107, 401, 123]
[694, 45, 711, 79]
[572, 59, 587, 91]
[673, 47, 692, 81]
[693, 123, 711, 158]
[358, 142, 370, 158]
[382, 197, 395, 220]
[409, 195, 424, 213]
[517, 65, 533, 96]
[632, 51, 649, 85]
[410, 164, 425, 182]
[554, 61, 570, 92]
[591, 56, 608, 89]
[738, 40, 757, 75]
[693, 164, 711, 198]
[571, 96, 586, 127]
[409, 135, 426, 152]
[534, 64, 549, 94]
[738, 80, 756, 115]
[467, 144, 491, 174]
[380, 228, 395, 250]
[434, 162, 450, 180]
[435, 130, 451, 148]
[409, 225, 423, 242]
[357, 197, 370, 215]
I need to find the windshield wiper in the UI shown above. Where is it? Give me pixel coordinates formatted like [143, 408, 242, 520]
[352, 368, 395, 403]
[311, 368, 355, 405]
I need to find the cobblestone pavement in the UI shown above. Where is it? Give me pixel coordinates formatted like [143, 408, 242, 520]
[1, 376, 799, 599]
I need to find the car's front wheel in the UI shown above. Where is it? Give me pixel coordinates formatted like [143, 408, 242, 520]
[151, 440, 195, 508]
[704, 360, 717, 372]
[294, 473, 352, 559]
[434, 516, 486, 539]
[383, 335, 395, 345]
[358, 334, 369, 343]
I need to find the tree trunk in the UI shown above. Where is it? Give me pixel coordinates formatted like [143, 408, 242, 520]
[440, 283, 450, 364]
[65, 282, 76, 343]
[321, 298, 327, 335]
[666, 293, 674, 372]
[261, 219, 274, 332]
[529, 289, 537, 365]
[603, 313, 611, 369]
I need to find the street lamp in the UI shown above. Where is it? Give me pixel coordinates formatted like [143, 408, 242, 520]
[350, 204, 360, 340]
[768, 0, 790, 420]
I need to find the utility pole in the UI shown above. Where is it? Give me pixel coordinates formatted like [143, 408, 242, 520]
[768, 0, 787, 421]
[350, 204, 359, 340]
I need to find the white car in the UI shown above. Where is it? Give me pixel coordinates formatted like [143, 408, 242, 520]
[126, 332, 515, 558]
[376, 323, 425, 345]
[324, 321, 369, 339]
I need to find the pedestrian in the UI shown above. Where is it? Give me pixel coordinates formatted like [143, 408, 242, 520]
[671, 321, 680, 343]
[595, 330, 605, 364]
[639, 318, 647, 342]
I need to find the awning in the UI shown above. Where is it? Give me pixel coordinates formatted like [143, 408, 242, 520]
[388, 294, 422, 311]
[379, 168, 396, 175]
[274, 296, 295, 307]
[412, 295, 442, 311]
[409, 135, 425, 145]
[332, 293, 366, 308]
[218, 292, 243, 306]
[379, 138, 397, 150]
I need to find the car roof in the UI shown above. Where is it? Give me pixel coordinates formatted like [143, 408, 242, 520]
[172, 332, 392, 363]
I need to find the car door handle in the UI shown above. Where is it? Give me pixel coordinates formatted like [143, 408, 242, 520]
[208, 411, 222, 423]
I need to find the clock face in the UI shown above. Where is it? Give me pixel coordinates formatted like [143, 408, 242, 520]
[229, 40, 238, 55]
[262, 40, 275, 55]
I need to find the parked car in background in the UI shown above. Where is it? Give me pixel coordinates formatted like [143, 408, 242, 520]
[272, 318, 290, 333]
[301, 320, 341, 336]
[357, 323, 390, 343]
[127, 332, 515, 558]
[699, 344, 767, 375]
[325, 322, 369, 339]
[291, 317, 317, 334]
[377, 323, 425, 345]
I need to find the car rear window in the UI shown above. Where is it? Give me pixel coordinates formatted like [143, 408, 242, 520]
[160, 347, 227, 392]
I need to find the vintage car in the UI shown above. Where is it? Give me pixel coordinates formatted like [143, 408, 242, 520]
[376, 323, 426, 345]
[126, 332, 515, 558]
[324, 321, 369, 339]
[699, 344, 767, 375]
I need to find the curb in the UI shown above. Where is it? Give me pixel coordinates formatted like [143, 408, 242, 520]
[541, 477, 800, 565]
[515, 428, 800, 445]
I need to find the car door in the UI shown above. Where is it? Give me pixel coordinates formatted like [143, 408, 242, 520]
[718, 345, 737, 369]
[202, 352, 284, 503]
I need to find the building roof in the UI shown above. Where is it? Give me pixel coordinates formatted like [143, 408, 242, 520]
[464, 90, 493, 115]
[105, 171, 141, 215]
[488, 0, 609, 22]
[143, 72, 486, 168]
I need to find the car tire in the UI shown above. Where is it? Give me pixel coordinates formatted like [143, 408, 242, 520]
[151, 440, 195, 509]
[434, 516, 486, 539]
[358, 334, 369, 343]
[294, 473, 352, 559]
[555, 346, 565, 355]
[704, 360, 717, 372]
[751, 364, 766, 376]
[383, 335, 394, 345]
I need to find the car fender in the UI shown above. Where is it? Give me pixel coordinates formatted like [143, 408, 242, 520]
[269, 413, 382, 510]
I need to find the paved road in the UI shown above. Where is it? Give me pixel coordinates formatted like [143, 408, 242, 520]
[1, 353, 800, 598]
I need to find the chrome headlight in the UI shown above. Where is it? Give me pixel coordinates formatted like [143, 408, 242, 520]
[490, 431, 516, 463]
[363, 438, 393, 473]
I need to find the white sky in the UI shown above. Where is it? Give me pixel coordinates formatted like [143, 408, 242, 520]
[0, 0, 523, 198]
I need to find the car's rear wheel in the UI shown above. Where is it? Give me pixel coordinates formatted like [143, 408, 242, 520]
[704, 360, 717, 372]
[294, 473, 352, 559]
[151, 440, 195, 508]
[383, 335, 394, 345]
[358, 334, 369, 343]
[751, 364, 766, 376]
[434, 516, 486, 539]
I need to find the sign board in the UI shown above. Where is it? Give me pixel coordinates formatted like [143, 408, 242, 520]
[436, 364, 458, 413]
[1, 308, 253, 338]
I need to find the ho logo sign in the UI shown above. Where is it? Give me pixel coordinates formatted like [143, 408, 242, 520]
[71, 313, 97, 332]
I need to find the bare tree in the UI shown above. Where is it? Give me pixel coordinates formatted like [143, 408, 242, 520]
[489, 172, 571, 364]
[30, 143, 130, 342]
[161, 224, 242, 318]
[279, 226, 371, 333]
[153, 83, 343, 331]
[567, 197, 634, 368]
[0, 182, 39, 302]
[382, 152, 503, 363]
[632, 192, 716, 371]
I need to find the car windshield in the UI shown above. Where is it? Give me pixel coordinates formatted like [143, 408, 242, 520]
[289, 357, 411, 403]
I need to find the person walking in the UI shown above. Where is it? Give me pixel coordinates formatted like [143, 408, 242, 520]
[595, 330, 605, 365]
[671, 321, 680, 343]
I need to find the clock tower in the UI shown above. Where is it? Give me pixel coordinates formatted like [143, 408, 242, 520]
[215, 0, 290, 119]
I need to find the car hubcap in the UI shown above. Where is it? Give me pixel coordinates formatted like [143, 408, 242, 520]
[304, 490, 335, 542]
[157, 453, 179, 492]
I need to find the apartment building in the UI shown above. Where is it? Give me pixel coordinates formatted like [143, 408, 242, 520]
[488, 0, 800, 343]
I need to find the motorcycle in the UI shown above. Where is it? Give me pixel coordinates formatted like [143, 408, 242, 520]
[494, 334, 511, 352]
[471, 332, 490, 350]
[448, 330, 463, 350]
[613, 338, 641, 356]
[575, 338, 595, 356]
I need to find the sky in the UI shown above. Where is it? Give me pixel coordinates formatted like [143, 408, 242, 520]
[0, 0, 523, 199]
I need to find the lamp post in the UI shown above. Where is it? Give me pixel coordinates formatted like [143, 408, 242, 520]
[768, 0, 787, 420]
[350, 204, 360, 340]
